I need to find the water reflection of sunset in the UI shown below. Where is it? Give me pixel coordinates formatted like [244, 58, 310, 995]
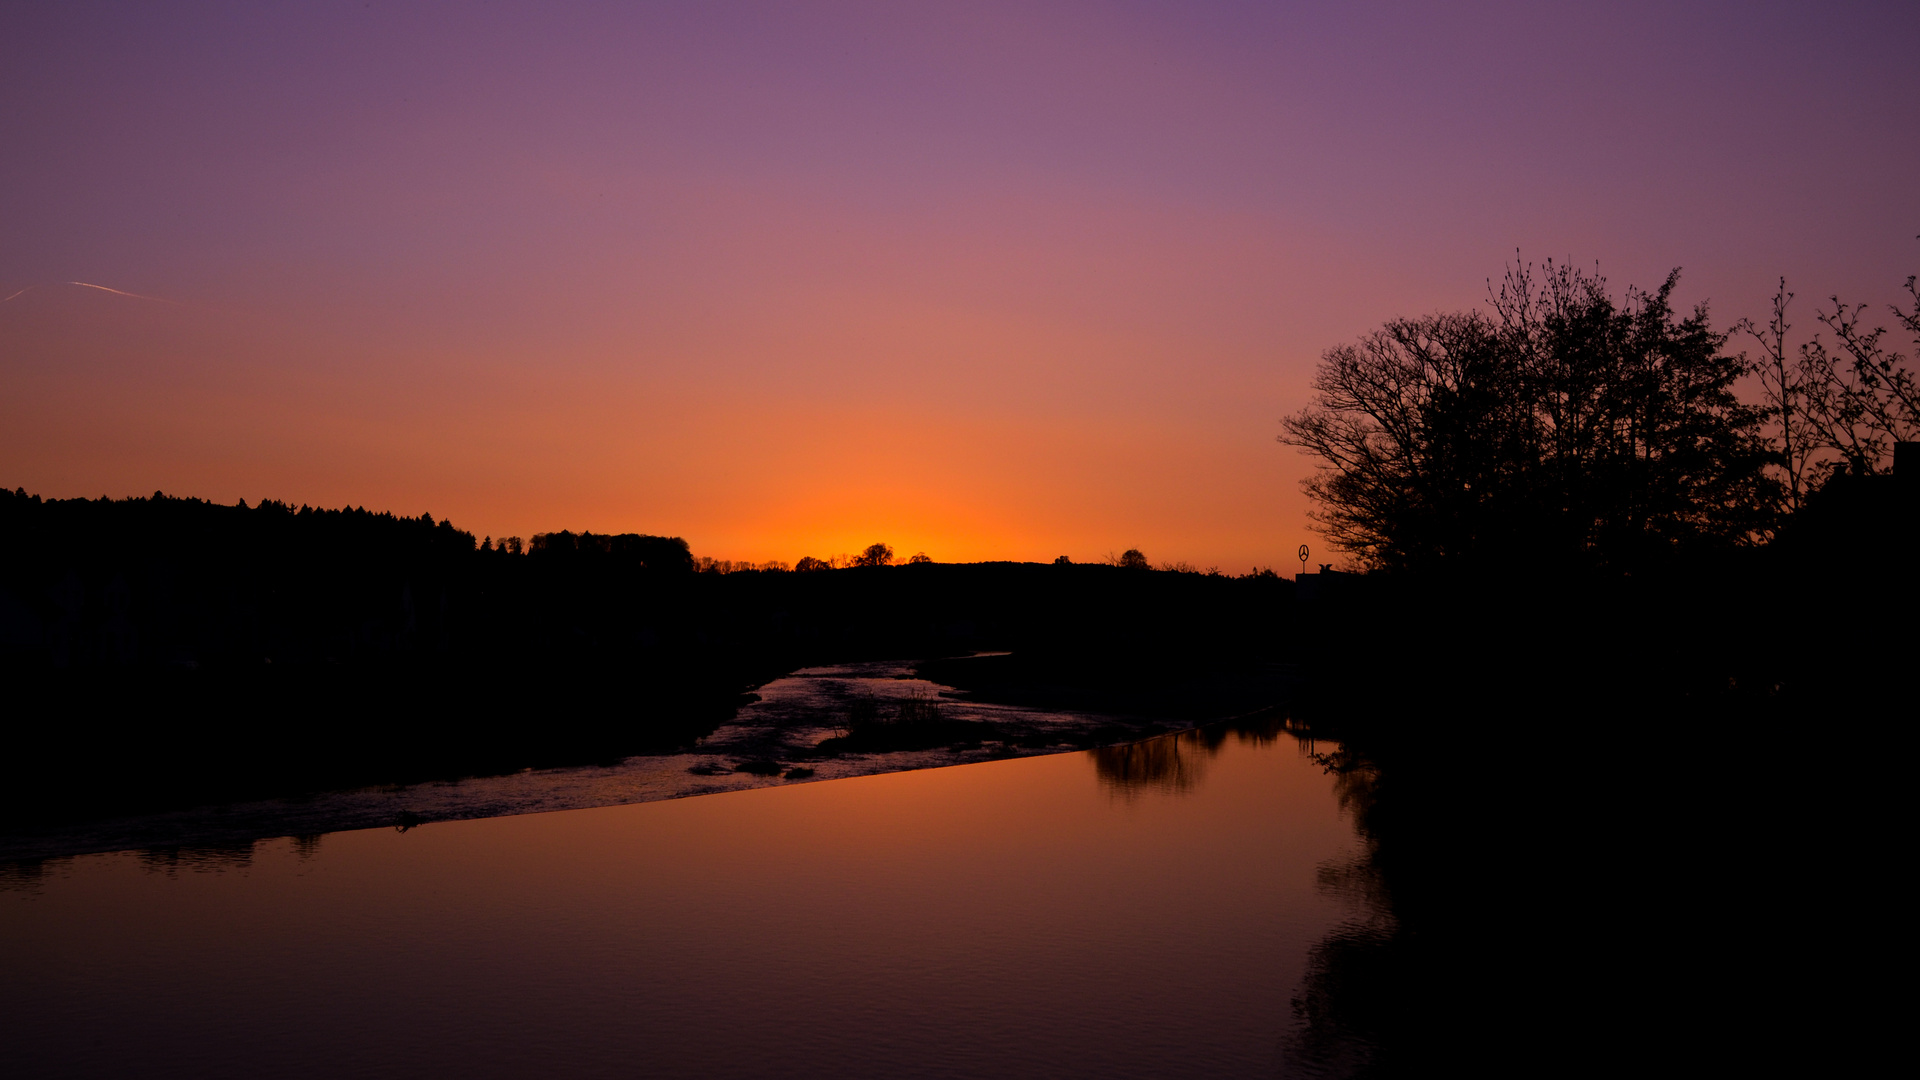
[1, 734, 1358, 1077]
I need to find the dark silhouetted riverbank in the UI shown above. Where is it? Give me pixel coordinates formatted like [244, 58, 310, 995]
[0, 489, 1292, 835]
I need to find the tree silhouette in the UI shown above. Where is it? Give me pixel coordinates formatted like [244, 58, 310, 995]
[854, 542, 894, 567]
[1736, 280, 1822, 512]
[1281, 262, 1776, 575]
[1745, 274, 1920, 488]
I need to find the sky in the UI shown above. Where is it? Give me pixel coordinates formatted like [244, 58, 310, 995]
[3, 1, 1915, 569]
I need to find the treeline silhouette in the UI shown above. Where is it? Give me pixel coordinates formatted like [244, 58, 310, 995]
[525, 528, 694, 569]
[0, 489, 1291, 830]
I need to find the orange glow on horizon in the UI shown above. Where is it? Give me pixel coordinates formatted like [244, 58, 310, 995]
[4, 5, 1913, 570]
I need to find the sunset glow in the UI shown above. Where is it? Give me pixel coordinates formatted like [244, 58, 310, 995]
[3, 2, 1914, 565]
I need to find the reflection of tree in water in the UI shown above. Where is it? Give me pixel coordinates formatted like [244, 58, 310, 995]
[1092, 711, 1288, 797]
[1279, 740, 1396, 1078]
[1093, 730, 1211, 794]
[0, 857, 66, 893]
[1276, 716, 1782, 1077]
[1092, 714, 1406, 1072]
[137, 842, 256, 875]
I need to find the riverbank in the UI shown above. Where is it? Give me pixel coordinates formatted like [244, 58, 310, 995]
[1, 657, 1292, 866]
[1271, 634, 1898, 1076]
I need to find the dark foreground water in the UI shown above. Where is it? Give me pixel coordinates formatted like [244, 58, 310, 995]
[1, 724, 1357, 1079]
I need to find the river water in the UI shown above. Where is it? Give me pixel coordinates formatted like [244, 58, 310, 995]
[1, 721, 1359, 1078]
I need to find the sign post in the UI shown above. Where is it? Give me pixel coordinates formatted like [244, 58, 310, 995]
[1297, 544, 1309, 578]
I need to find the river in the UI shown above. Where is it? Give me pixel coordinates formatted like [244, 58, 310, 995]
[1, 718, 1358, 1078]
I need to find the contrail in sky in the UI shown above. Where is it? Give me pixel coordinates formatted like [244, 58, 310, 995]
[1, 287, 31, 303]
[69, 281, 180, 304]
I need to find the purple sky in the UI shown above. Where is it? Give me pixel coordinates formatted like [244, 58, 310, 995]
[3, 1, 1915, 566]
